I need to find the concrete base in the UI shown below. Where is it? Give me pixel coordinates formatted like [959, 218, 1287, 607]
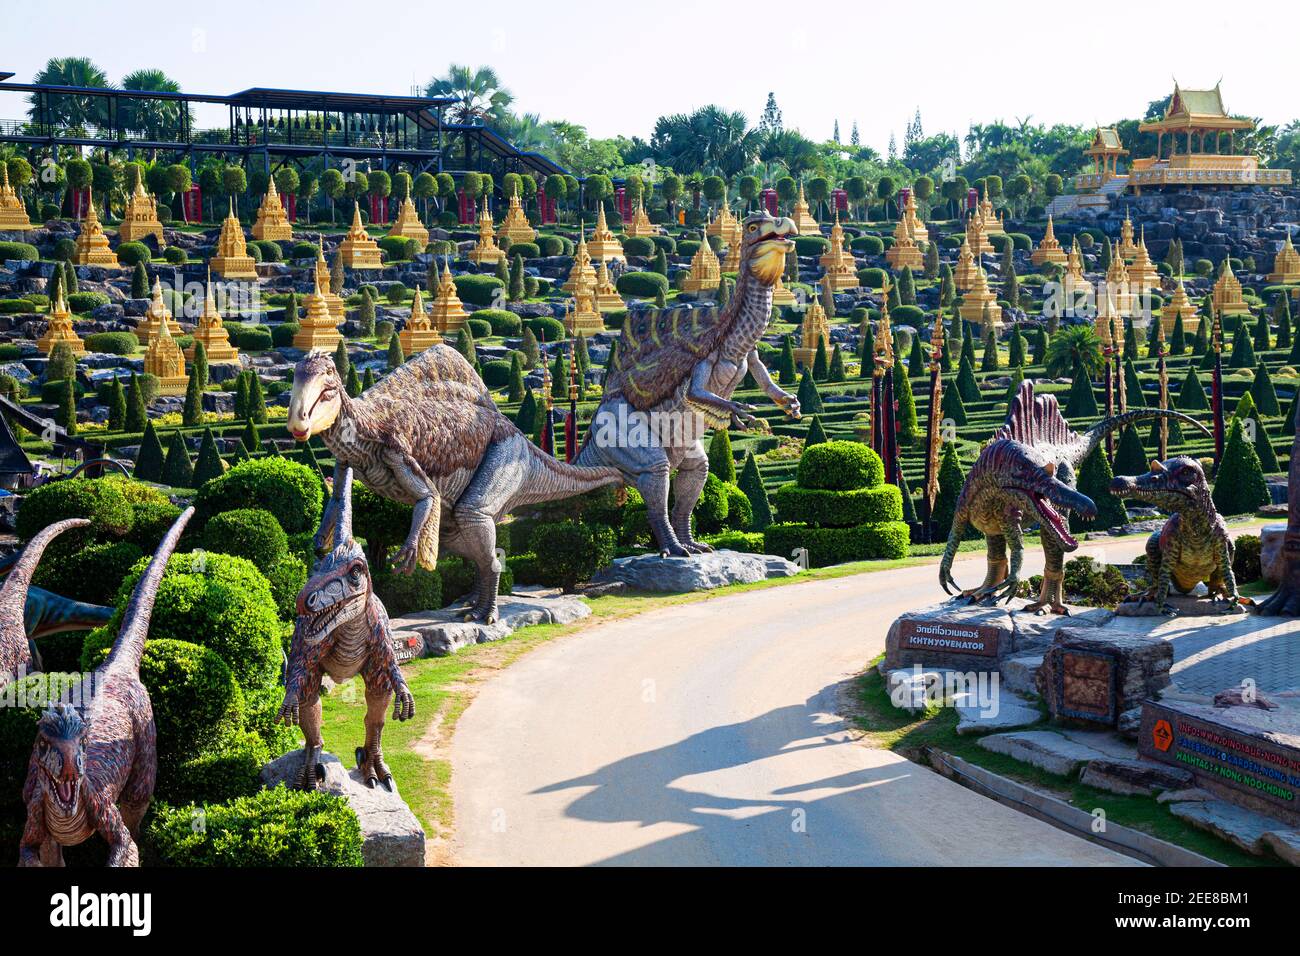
[592, 549, 800, 593]
[389, 586, 591, 658]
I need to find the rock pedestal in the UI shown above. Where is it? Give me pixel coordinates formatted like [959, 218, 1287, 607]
[388, 586, 591, 659]
[1037, 617, 1174, 728]
[260, 750, 425, 867]
[592, 549, 800, 593]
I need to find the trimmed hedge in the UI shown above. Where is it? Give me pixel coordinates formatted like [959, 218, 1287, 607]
[15, 476, 132, 546]
[194, 457, 323, 535]
[763, 521, 910, 566]
[796, 441, 884, 491]
[472, 308, 521, 336]
[201, 507, 288, 572]
[453, 274, 505, 307]
[771, 483, 903, 527]
[0, 241, 40, 262]
[115, 241, 151, 266]
[85, 331, 137, 355]
[616, 271, 669, 298]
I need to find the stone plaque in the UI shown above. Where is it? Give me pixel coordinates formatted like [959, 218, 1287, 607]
[1058, 648, 1116, 724]
[896, 618, 1000, 658]
[1139, 700, 1300, 820]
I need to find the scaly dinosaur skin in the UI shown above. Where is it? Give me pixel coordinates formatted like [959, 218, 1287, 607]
[278, 468, 414, 791]
[1110, 456, 1243, 616]
[576, 212, 802, 556]
[939, 381, 1210, 614]
[0, 519, 92, 687]
[287, 346, 623, 623]
[18, 508, 193, 867]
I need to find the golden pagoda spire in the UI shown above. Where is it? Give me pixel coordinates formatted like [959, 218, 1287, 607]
[791, 181, 819, 235]
[625, 195, 658, 238]
[0, 161, 33, 231]
[959, 263, 1002, 330]
[119, 176, 165, 246]
[37, 280, 86, 356]
[793, 289, 831, 370]
[562, 221, 598, 293]
[71, 186, 119, 266]
[1030, 214, 1067, 266]
[252, 175, 293, 241]
[819, 210, 858, 291]
[340, 202, 383, 269]
[428, 257, 470, 334]
[1268, 228, 1300, 283]
[143, 294, 189, 395]
[682, 228, 721, 293]
[187, 268, 240, 364]
[588, 201, 625, 263]
[399, 283, 443, 354]
[211, 197, 258, 278]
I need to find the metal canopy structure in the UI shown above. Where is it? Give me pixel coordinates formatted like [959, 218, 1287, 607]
[0, 72, 568, 181]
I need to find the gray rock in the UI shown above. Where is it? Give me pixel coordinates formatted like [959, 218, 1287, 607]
[955, 688, 1042, 735]
[389, 586, 591, 658]
[593, 549, 800, 593]
[1168, 799, 1278, 857]
[1001, 653, 1043, 695]
[1079, 758, 1194, 796]
[978, 730, 1111, 777]
[260, 750, 425, 867]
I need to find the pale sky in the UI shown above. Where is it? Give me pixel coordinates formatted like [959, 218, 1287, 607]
[2, 0, 1296, 156]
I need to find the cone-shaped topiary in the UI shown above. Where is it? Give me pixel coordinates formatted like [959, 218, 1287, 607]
[893, 360, 919, 446]
[707, 428, 736, 483]
[805, 415, 828, 447]
[1064, 361, 1099, 418]
[1124, 358, 1146, 407]
[1176, 365, 1209, 411]
[108, 377, 126, 431]
[1250, 361, 1280, 416]
[941, 377, 967, 425]
[1071, 444, 1127, 531]
[981, 326, 1000, 371]
[778, 335, 796, 385]
[1252, 415, 1280, 473]
[192, 427, 224, 486]
[134, 419, 165, 481]
[931, 442, 971, 542]
[161, 430, 194, 488]
[1212, 418, 1269, 515]
[829, 344, 846, 382]
[1230, 322, 1256, 369]
[1253, 312, 1271, 352]
[797, 371, 824, 415]
[126, 371, 147, 433]
[182, 369, 203, 427]
[738, 451, 773, 531]
[956, 353, 980, 403]
[1170, 312, 1186, 355]
[1113, 424, 1148, 477]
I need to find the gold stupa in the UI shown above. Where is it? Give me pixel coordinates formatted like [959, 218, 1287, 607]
[965, 212, 993, 257]
[72, 187, 119, 266]
[187, 272, 240, 365]
[143, 310, 189, 396]
[292, 261, 343, 352]
[565, 276, 603, 336]
[1268, 232, 1300, 284]
[899, 190, 929, 244]
[119, 179, 165, 246]
[496, 191, 535, 245]
[1029, 215, 1066, 266]
[885, 216, 924, 271]
[624, 196, 658, 238]
[466, 199, 505, 266]
[819, 213, 858, 291]
[1095, 281, 1121, 347]
[1126, 227, 1161, 295]
[251, 178, 293, 242]
[593, 260, 623, 311]
[210, 200, 258, 279]
[36, 286, 86, 356]
[387, 195, 429, 247]
[398, 286, 443, 355]
[1063, 238, 1090, 301]
[976, 194, 1004, 236]
[1118, 213, 1138, 259]
[793, 293, 831, 369]
[790, 182, 819, 236]
[340, 204, 383, 270]
[959, 264, 1002, 329]
[313, 243, 346, 322]
[1102, 241, 1132, 317]
[586, 203, 625, 264]
[1211, 261, 1250, 316]
[0, 163, 33, 231]
[429, 258, 470, 335]
[771, 274, 797, 307]
[135, 279, 183, 345]
[1162, 279, 1198, 334]
[953, 238, 978, 291]
[561, 226, 598, 294]
[682, 232, 721, 293]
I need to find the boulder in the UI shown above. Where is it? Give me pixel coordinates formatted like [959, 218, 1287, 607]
[388, 586, 592, 658]
[592, 549, 800, 593]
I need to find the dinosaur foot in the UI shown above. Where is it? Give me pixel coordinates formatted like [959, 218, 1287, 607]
[297, 746, 326, 791]
[1119, 599, 1177, 617]
[659, 545, 692, 558]
[461, 604, 499, 625]
[679, 540, 714, 555]
[1022, 601, 1070, 616]
[356, 746, 394, 791]
[1213, 598, 1247, 616]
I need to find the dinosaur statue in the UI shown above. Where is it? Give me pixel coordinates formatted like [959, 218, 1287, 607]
[1111, 456, 1244, 616]
[18, 507, 192, 867]
[0, 547, 116, 673]
[278, 467, 414, 790]
[0, 519, 92, 687]
[1257, 390, 1300, 616]
[575, 211, 802, 556]
[939, 381, 1209, 613]
[287, 346, 623, 623]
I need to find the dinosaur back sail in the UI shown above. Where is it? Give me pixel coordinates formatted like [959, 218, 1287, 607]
[995, 380, 1084, 452]
[604, 303, 730, 412]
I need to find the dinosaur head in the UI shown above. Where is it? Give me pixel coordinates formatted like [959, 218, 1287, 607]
[296, 468, 369, 644]
[288, 351, 344, 442]
[1110, 456, 1210, 513]
[976, 439, 1098, 553]
[740, 212, 797, 286]
[34, 703, 87, 816]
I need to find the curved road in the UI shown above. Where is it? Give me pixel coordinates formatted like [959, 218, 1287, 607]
[451, 544, 1142, 866]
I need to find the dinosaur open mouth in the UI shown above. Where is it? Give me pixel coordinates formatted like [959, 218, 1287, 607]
[45, 771, 77, 812]
[1031, 492, 1078, 551]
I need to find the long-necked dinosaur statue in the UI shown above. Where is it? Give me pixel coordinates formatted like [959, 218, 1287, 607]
[939, 380, 1209, 613]
[18, 507, 193, 867]
[277, 467, 414, 791]
[287, 345, 623, 623]
[576, 211, 802, 556]
[1111, 456, 1244, 616]
[0, 518, 92, 687]
[0, 546, 116, 675]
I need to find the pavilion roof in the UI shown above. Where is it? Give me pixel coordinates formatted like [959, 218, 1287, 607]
[1139, 83, 1254, 133]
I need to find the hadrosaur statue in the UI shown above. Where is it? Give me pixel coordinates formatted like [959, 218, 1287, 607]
[287, 345, 622, 623]
[19, 508, 193, 867]
[1111, 456, 1244, 616]
[576, 211, 802, 556]
[278, 467, 414, 791]
[1257, 389, 1300, 616]
[940, 381, 1208, 613]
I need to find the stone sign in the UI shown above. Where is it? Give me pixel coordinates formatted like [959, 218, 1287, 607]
[896, 618, 1000, 658]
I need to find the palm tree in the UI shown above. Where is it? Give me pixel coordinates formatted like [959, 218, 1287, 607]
[27, 57, 110, 131]
[1045, 325, 1104, 379]
[119, 69, 190, 152]
[758, 129, 819, 180]
[500, 112, 556, 153]
[425, 65, 514, 126]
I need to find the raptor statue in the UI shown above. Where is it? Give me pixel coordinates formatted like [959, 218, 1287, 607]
[576, 211, 802, 556]
[277, 467, 415, 791]
[18, 507, 193, 867]
[939, 380, 1209, 614]
[1111, 456, 1244, 616]
[287, 344, 623, 623]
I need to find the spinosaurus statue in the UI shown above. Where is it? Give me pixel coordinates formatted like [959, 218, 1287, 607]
[939, 381, 1209, 614]
[278, 467, 414, 791]
[576, 211, 802, 556]
[1111, 457, 1244, 616]
[18, 507, 193, 867]
[287, 345, 623, 624]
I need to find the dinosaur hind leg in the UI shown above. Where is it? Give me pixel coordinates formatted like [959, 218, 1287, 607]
[1024, 538, 1069, 615]
[297, 693, 325, 791]
[637, 463, 689, 557]
[669, 441, 713, 554]
[357, 684, 394, 790]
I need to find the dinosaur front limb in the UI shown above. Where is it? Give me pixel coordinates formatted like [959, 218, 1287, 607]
[96, 802, 141, 867]
[689, 362, 757, 426]
[1212, 538, 1246, 614]
[17, 800, 48, 867]
[747, 350, 801, 419]
[670, 442, 713, 554]
[385, 451, 441, 574]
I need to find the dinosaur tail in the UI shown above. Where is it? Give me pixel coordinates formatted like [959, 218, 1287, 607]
[1081, 408, 1211, 461]
[524, 437, 624, 502]
[105, 507, 193, 675]
[0, 519, 90, 664]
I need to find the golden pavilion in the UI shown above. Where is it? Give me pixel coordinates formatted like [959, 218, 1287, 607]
[819, 214, 859, 291]
[0, 163, 33, 231]
[1030, 215, 1066, 266]
[340, 204, 384, 269]
[976, 193, 1004, 236]
[707, 204, 742, 245]
[793, 293, 831, 369]
[1126, 228, 1161, 295]
[586, 204, 625, 264]
[682, 232, 721, 293]
[37, 286, 85, 356]
[136, 279, 183, 345]
[210, 200, 258, 279]
[1211, 261, 1251, 316]
[293, 264, 343, 352]
[790, 183, 819, 236]
[119, 179, 165, 246]
[144, 312, 189, 396]
[72, 188, 119, 267]
[959, 264, 1001, 329]
[886, 216, 924, 271]
[624, 197, 658, 238]
[429, 259, 470, 335]
[387, 195, 430, 247]
[398, 286, 443, 355]
[251, 178, 293, 242]
[497, 191, 536, 245]
[187, 272, 240, 365]
[593, 260, 623, 311]
[1267, 232, 1300, 284]
[1162, 279, 1198, 334]
[561, 227, 598, 294]
[1074, 127, 1129, 204]
[954, 238, 978, 292]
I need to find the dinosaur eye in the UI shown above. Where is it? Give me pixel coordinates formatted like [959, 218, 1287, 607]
[748, 224, 758, 233]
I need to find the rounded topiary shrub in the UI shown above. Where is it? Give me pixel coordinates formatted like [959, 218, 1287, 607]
[453, 274, 505, 307]
[115, 241, 151, 267]
[623, 236, 655, 258]
[84, 331, 137, 355]
[201, 507, 289, 572]
[796, 441, 884, 491]
[537, 235, 570, 257]
[850, 234, 885, 255]
[523, 315, 565, 343]
[67, 291, 108, 313]
[649, 234, 677, 254]
[1232, 533, 1261, 584]
[616, 271, 670, 298]
[145, 787, 363, 867]
[509, 241, 540, 259]
[163, 246, 188, 265]
[0, 241, 40, 262]
[473, 308, 521, 336]
[480, 359, 513, 389]
[691, 473, 730, 535]
[15, 476, 133, 547]
[194, 457, 323, 535]
[290, 241, 320, 260]
[0, 299, 32, 314]
[529, 521, 615, 592]
[466, 317, 491, 338]
[793, 235, 829, 257]
[373, 565, 443, 617]
[771, 483, 903, 527]
[163, 725, 269, 806]
[32, 539, 144, 607]
[858, 266, 887, 289]
[235, 326, 273, 351]
[272, 322, 299, 347]
[263, 552, 307, 621]
[892, 304, 925, 327]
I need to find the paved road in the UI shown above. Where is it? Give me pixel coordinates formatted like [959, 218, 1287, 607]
[451, 539, 1149, 866]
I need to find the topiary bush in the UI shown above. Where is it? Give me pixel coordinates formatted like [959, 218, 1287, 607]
[623, 236, 655, 257]
[452, 274, 505, 307]
[771, 483, 903, 526]
[473, 308, 521, 336]
[763, 521, 910, 566]
[793, 235, 829, 257]
[115, 241, 151, 267]
[796, 440, 884, 490]
[194, 457, 323, 535]
[523, 315, 565, 343]
[0, 241, 40, 262]
[32, 539, 144, 607]
[85, 330, 137, 354]
[509, 241, 540, 259]
[529, 521, 615, 591]
[15, 476, 133, 550]
[616, 271, 670, 298]
[201, 507, 289, 572]
[1232, 533, 1262, 584]
[690, 473, 730, 535]
[67, 291, 108, 313]
[372, 565, 443, 617]
[850, 234, 885, 255]
[235, 326, 273, 351]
